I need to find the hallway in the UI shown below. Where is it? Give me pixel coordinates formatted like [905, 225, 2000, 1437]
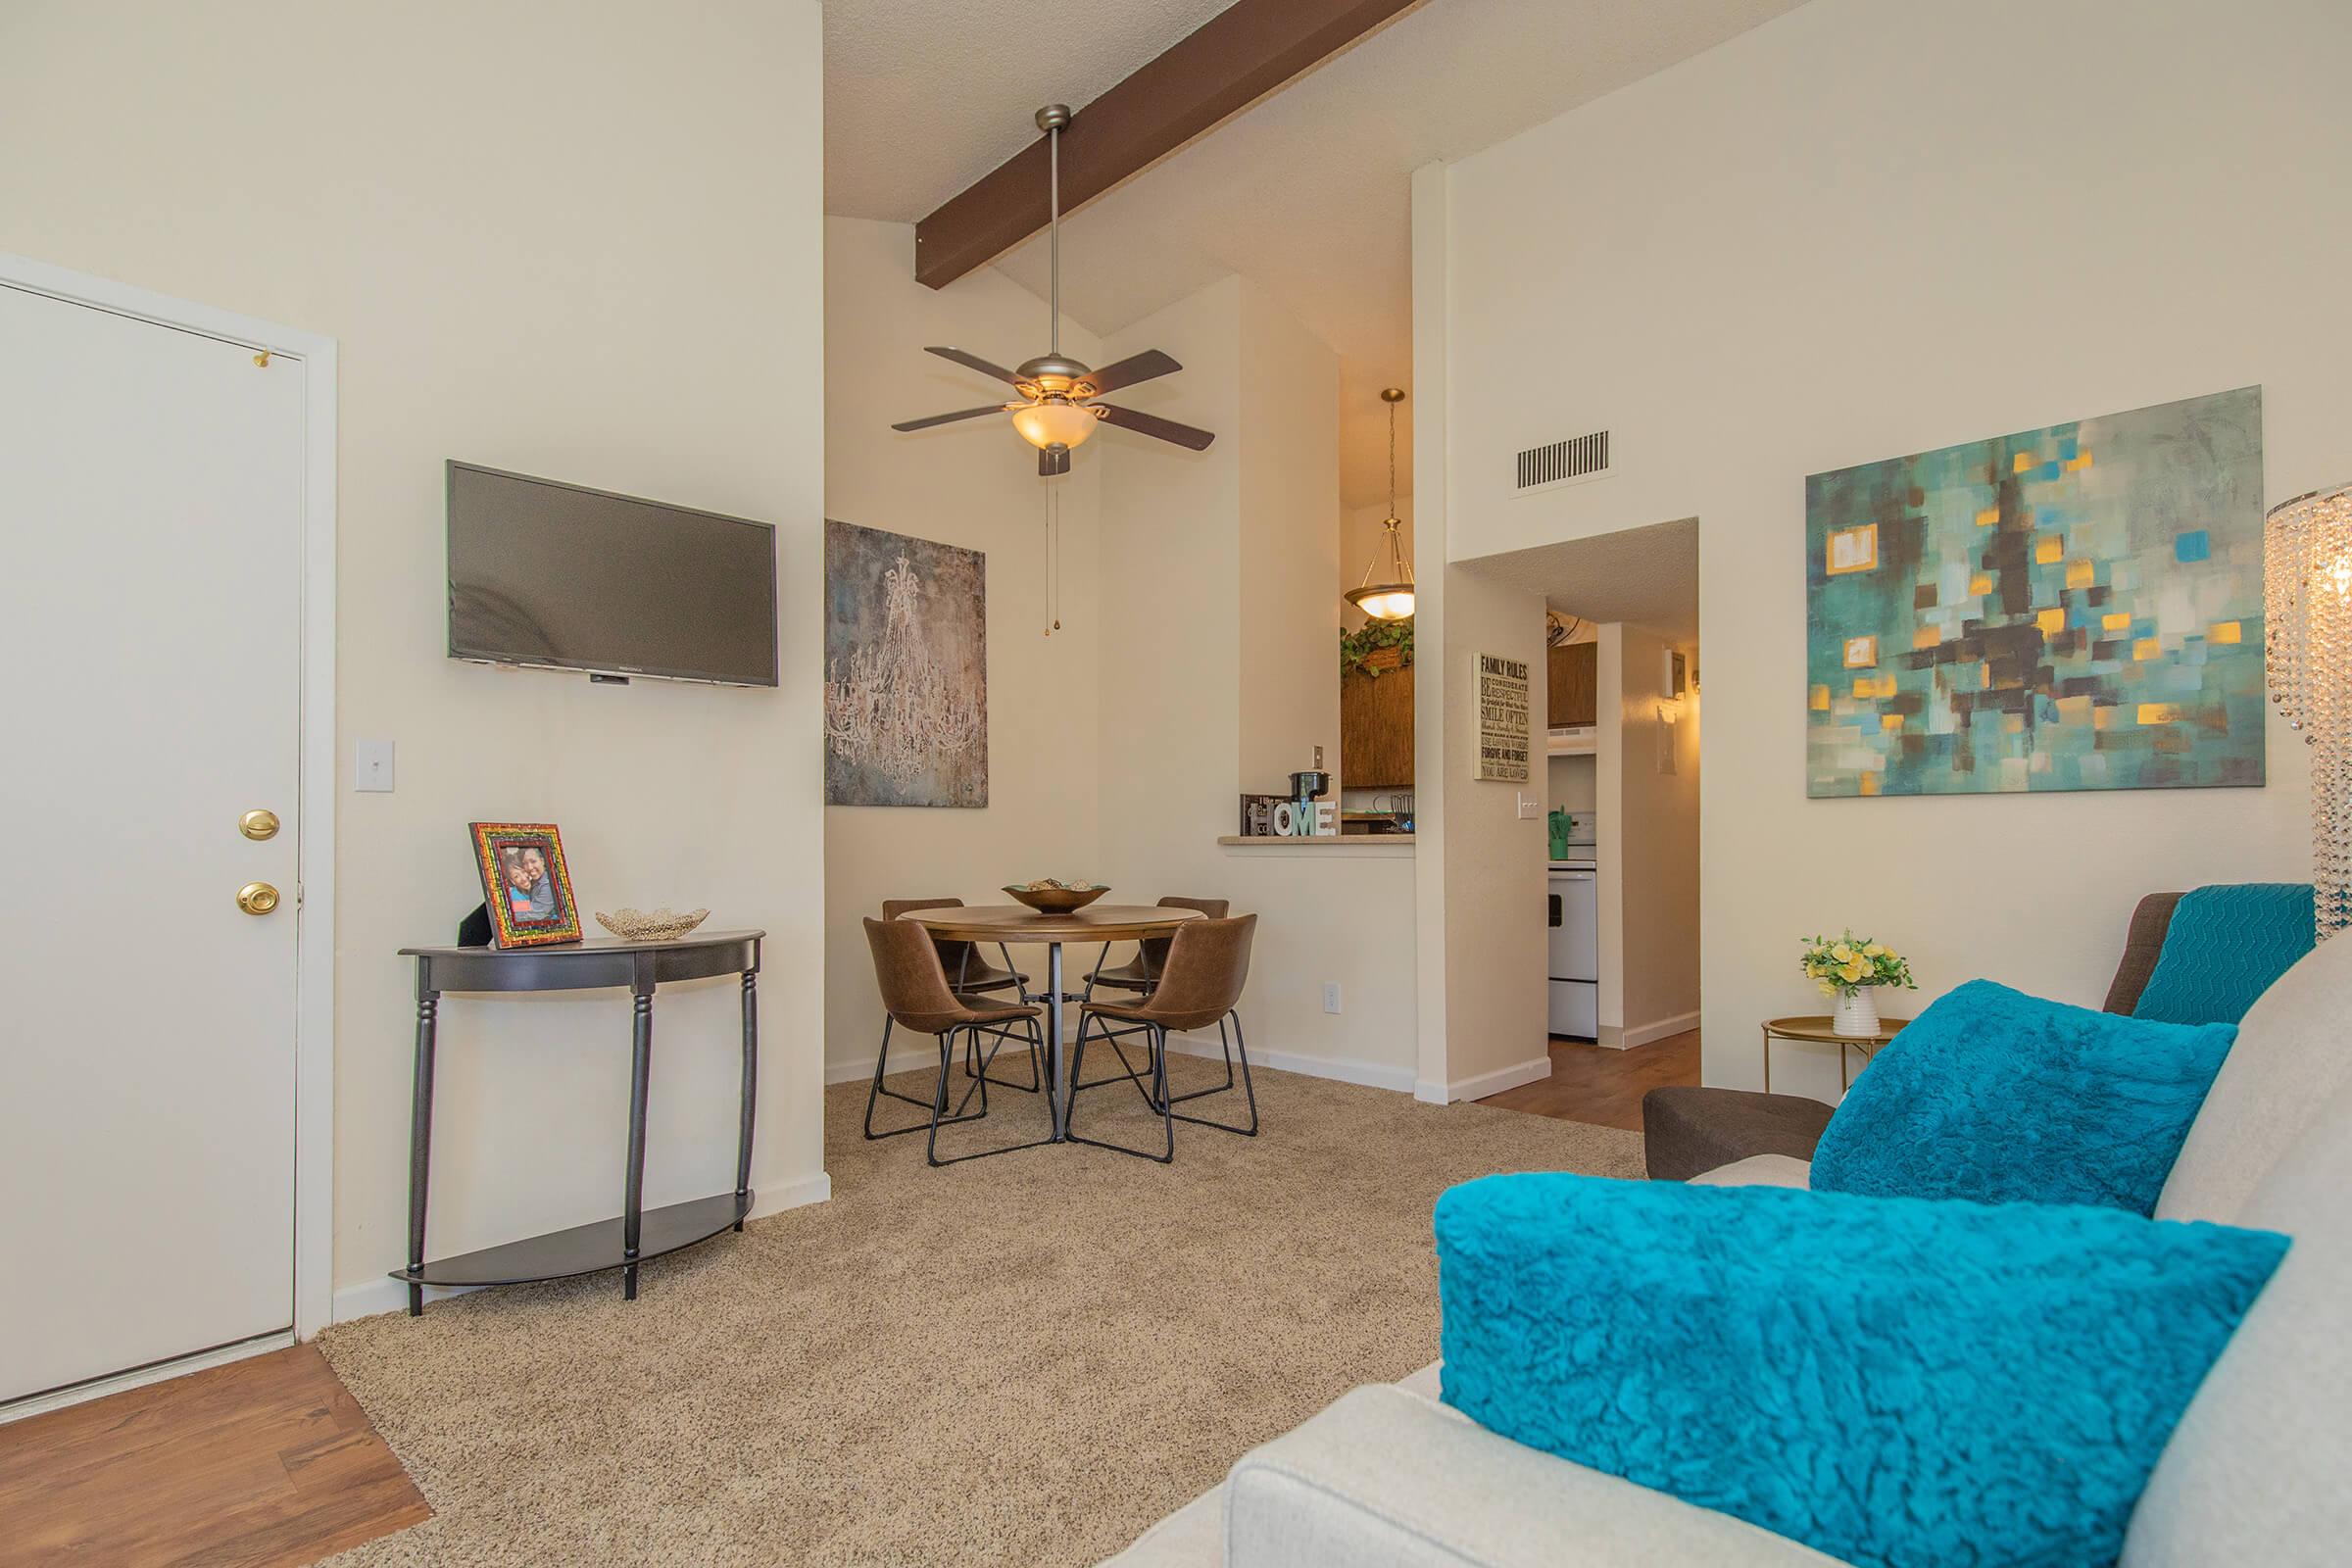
[1479, 1029, 1700, 1132]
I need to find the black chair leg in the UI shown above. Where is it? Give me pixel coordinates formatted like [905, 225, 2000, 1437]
[1158, 1013, 1240, 1109]
[1066, 1017, 1175, 1163]
[929, 1021, 1054, 1167]
[1168, 1010, 1258, 1137]
[964, 1022, 1042, 1093]
[867, 1014, 989, 1141]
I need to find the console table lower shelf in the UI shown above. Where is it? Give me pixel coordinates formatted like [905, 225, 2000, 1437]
[399, 1190, 755, 1290]
[392, 929, 764, 1314]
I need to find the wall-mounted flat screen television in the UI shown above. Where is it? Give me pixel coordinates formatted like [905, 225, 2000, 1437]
[447, 461, 778, 687]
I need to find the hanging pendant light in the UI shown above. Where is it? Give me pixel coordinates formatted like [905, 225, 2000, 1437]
[1346, 387, 1415, 621]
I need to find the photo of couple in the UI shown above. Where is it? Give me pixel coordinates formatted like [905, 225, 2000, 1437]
[467, 822, 580, 948]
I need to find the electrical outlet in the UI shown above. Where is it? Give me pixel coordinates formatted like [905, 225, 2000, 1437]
[1323, 981, 1343, 1014]
[355, 738, 395, 793]
[1313, 745, 1325, 768]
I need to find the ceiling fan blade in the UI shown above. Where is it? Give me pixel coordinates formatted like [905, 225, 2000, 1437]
[1095, 404, 1216, 451]
[891, 405, 1006, 432]
[924, 346, 1024, 386]
[1078, 349, 1181, 396]
[1039, 446, 1071, 477]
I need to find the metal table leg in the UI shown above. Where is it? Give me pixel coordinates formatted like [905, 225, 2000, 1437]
[405, 980, 439, 1317]
[622, 988, 653, 1300]
[1047, 941, 1067, 1141]
[735, 971, 758, 1230]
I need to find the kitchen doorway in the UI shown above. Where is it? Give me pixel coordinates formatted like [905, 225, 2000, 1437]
[1466, 517, 1701, 1129]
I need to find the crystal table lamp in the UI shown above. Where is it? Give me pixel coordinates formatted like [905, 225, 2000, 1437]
[2265, 481, 2352, 938]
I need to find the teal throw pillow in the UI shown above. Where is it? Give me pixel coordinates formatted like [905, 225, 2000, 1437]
[1811, 979, 2233, 1213]
[1435, 1173, 2286, 1568]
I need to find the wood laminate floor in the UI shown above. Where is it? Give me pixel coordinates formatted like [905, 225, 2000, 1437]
[1479, 1028, 1701, 1131]
[0, 1344, 429, 1568]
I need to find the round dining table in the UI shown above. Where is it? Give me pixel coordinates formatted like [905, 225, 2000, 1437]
[901, 904, 1203, 1141]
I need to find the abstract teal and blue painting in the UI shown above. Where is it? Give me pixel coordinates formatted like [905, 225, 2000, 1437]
[1805, 387, 2265, 798]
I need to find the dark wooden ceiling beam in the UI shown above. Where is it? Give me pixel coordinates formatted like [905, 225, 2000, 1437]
[914, 0, 1421, 290]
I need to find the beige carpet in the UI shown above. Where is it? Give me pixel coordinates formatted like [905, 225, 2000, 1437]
[320, 1054, 1642, 1566]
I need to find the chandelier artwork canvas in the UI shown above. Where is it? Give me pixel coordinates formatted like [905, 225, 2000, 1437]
[824, 519, 989, 808]
[1805, 386, 2266, 798]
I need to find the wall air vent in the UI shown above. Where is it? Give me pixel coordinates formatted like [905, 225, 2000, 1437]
[1515, 430, 1611, 495]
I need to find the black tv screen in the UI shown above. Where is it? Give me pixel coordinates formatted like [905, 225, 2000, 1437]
[447, 462, 778, 687]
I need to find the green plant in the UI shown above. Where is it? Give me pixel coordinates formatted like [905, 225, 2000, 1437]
[1798, 931, 1917, 999]
[1340, 618, 1414, 678]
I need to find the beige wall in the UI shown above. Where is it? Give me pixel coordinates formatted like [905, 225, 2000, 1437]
[0, 0, 827, 1303]
[1548, 754, 1598, 815]
[1431, 564, 1551, 1096]
[820, 218, 1104, 1080]
[1239, 285, 1343, 798]
[1600, 624, 1700, 1044]
[1436, 0, 2341, 1098]
[1095, 276, 1419, 1088]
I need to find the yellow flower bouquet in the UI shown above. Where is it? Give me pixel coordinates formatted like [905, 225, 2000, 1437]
[1798, 931, 1916, 1000]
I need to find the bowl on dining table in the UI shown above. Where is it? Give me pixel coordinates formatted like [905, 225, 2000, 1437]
[1003, 880, 1109, 913]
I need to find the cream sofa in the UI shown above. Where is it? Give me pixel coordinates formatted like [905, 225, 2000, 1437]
[1105, 933, 2352, 1567]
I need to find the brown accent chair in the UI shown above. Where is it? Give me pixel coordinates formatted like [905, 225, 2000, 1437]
[881, 897, 1039, 1094]
[1641, 892, 2184, 1181]
[1068, 913, 1259, 1162]
[861, 916, 1050, 1166]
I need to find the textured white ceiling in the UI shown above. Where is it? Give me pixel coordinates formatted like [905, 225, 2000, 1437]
[825, 0, 1803, 506]
[1464, 516, 1699, 646]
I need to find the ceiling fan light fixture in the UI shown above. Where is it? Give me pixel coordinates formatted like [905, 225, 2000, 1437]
[1010, 398, 1101, 452]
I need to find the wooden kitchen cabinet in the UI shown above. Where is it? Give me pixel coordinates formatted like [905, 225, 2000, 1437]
[1341, 664, 1414, 789]
[1547, 642, 1597, 729]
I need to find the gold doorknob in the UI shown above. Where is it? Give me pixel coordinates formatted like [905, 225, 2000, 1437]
[240, 808, 281, 841]
[237, 882, 281, 916]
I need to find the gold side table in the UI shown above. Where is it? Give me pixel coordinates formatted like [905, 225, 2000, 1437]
[1762, 1015, 1910, 1094]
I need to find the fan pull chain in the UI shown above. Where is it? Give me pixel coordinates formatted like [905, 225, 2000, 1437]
[1043, 475, 1062, 637]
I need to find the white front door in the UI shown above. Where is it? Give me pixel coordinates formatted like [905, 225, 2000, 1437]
[0, 280, 306, 1405]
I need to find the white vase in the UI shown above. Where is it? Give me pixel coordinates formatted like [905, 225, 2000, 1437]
[1833, 987, 1882, 1038]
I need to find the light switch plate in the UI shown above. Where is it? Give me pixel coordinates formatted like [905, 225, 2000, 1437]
[355, 738, 395, 793]
[1516, 792, 1540, 819]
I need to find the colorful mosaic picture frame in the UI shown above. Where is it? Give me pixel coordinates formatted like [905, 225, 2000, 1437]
[1805, 387, 2266, 798]
[468, 821, 581, 948]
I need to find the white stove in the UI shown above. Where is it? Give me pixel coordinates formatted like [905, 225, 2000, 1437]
[1547, 859, 1598, 1038]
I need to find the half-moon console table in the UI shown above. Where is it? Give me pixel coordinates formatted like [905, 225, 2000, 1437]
[393, 930, 763, 1315]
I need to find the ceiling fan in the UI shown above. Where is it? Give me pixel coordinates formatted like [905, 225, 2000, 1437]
[891, 104, 1217, 477]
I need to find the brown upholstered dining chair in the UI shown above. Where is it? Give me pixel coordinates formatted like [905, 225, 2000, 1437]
[1082, 896, 1229, 999]
[1066, 913, 1258, 1162]
[881, 898, 1039, 1094]
[861, 916, 1051, 1166]
[1076, 896, 1237, 1099]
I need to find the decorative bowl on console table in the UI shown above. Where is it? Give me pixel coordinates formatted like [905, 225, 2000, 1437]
[1004, 881, 1108, 913]
[594, 906, 710, 942]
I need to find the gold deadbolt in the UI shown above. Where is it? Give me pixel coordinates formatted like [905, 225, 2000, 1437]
[237, 882, 281, 916]
[239, 808, 281, 841]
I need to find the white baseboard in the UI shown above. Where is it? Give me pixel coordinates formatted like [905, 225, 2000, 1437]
[1, 1329, 293, 1425]
[824, 1044, 961, 1085]
[1424, 1053, 1552, 1103]
[328, 1169, 833, 1325]
[1159, 1032, 1417, 1094]
[830, 1038, 1418, 1096]
[1596, 1011, 1701, 1051]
